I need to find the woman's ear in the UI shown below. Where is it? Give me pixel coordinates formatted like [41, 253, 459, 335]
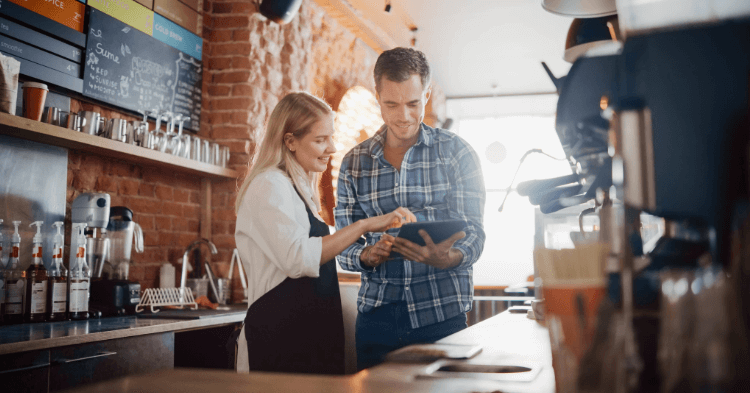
[283, 134, 296, 153]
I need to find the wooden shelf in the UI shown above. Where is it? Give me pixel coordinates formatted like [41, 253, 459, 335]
[0, 112, 239, 179]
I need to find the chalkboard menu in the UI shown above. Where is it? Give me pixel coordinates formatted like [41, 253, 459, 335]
[83, 8, 201, 130]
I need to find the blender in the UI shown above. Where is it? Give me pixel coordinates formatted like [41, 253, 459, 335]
[89, 206, 143, 316]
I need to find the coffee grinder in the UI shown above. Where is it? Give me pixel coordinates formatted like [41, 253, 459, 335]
[89, 206, 143, 316]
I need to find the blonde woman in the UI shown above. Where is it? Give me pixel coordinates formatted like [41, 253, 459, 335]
[234, 92, 415, 374]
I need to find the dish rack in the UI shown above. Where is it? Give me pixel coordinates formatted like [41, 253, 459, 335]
[135, 287, 199, 313]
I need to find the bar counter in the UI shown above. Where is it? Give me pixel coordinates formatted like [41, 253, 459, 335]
[67, 310, 556, 393]
[0, 304, 247, 355]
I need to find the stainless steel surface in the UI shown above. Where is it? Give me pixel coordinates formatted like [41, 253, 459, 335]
[0, 135, 67, 271]
[67, 113, 86, 132]
[619, 108, 656, 210]
[0, 304, 248, 355]
[103, 118, 130, 142]
[79, 111, 103, 135]
[180, 239, 218, 302]
[43, 107, 64, 126]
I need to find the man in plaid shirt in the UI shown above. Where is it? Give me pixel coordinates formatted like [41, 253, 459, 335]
[335, 47, 486, 370]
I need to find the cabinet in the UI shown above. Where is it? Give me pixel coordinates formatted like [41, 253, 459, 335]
[0, 332, 174, 393]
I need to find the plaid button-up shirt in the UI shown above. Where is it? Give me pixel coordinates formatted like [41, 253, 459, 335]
[335, 123, 486, 329]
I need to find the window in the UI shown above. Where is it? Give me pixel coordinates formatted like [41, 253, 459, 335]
[448, 94, 572, 286]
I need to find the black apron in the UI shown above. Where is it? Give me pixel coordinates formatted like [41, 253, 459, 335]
[243, 193, 345, 375]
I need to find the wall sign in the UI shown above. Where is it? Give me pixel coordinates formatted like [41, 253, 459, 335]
[83, 8, 201, 130]
[7, 0, 85, 32]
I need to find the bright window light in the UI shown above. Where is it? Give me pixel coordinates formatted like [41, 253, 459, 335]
[450, 95, 572, 286]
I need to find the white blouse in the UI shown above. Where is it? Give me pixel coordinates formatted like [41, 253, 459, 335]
[234, 168, 323, 373]
[235, 168, 323, 307]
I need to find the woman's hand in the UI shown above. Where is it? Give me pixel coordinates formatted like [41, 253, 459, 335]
[363, 207, 416, 233]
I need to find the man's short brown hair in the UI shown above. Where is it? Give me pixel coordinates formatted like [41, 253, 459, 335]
[374, 47, 431, 93]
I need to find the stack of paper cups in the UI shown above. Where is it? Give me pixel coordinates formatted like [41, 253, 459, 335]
[0, 54, 20, 115]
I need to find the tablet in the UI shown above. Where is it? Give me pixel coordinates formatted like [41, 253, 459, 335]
[388, 219, 467, 257]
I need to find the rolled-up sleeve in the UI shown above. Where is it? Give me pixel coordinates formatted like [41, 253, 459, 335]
[334, 156, 372, 273]
[447, 138, 486, 270]
[239, 172, 322, 278]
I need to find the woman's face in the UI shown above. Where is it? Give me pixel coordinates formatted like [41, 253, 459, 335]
[286, 114, 337, 173]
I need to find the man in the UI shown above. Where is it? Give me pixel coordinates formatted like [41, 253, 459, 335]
[335, 47, 486, 370]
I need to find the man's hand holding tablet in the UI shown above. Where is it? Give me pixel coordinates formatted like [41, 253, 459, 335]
[390, 220, 467, 269]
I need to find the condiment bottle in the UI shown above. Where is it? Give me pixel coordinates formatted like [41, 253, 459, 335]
[68, 223, 90, 320]
[4, 221, 25, 324]
[25, 221, 48, 322]
[47, 221, 67, 321]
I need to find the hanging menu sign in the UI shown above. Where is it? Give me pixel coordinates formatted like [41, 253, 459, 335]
[83, 8, 201, 130]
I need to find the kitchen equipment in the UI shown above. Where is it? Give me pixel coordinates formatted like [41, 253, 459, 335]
[103, 118, 130, 142]
[105, 206, 144, 280]
[86, 205, 143, 317]
[67, 113, 86, 132]
[185, 278, 208, 298]
[79, 111, 104, 135]
[43, 107, 64, 126]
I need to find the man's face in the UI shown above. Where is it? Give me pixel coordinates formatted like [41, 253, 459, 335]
[377, 74, 431, 145]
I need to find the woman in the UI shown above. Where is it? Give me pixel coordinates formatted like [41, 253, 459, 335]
[234, 92, 415, 374]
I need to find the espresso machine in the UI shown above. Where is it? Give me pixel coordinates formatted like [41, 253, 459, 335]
[90, 206, 143, 316]
[522, 7, 750, 392]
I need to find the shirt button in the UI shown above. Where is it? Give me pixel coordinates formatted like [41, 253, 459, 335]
[405, 286, 410, 291]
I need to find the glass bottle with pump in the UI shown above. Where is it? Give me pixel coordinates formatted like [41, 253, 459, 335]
[47, 221, 67, 321]
[24, 221, 48, 322]
[0, 219, 5, 325]
[4, 221, 25, 324]
[68, 223, 90, 320]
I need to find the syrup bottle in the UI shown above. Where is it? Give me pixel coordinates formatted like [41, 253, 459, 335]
[47, 221, 67, 321]
[68, 223, 90, 321]
[25, 221, 48, 322]
[4, 221, 25, 324]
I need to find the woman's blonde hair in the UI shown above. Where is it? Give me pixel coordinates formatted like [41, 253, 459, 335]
[235, 92, 333, 214]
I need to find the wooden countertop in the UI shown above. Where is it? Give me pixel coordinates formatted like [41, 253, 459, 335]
[0, 304, 247, 355]
[67, 310, 556, 393]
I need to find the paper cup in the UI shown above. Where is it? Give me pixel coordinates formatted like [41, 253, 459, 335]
[22, 82, 48, 121]
[543, 279, 606, 393]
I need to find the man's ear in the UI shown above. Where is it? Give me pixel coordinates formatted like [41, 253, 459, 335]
[424, 87, 432, 102]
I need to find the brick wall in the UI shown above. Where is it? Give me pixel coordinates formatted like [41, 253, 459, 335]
[66, 0, 446, 302]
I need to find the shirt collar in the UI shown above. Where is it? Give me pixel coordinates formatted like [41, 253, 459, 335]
[369, 123, 435, 157]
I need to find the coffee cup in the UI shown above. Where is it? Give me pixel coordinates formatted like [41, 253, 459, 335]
[22, 82, 48, 121]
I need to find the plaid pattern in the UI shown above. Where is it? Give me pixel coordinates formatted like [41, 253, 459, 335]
[335, 123, 486, 329]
